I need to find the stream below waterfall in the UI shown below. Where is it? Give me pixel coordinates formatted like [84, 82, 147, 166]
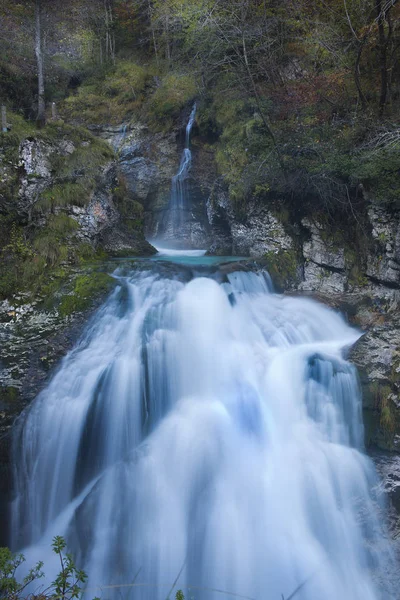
[10, 251, 398, 600]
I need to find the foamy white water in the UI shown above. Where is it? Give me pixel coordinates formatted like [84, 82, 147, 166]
[154, 247, 206, 257]
[11, 267, 394, 600]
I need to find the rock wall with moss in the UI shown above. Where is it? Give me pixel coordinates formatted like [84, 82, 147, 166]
[60, 61, 211, 247]
[0, 112, 154, 299]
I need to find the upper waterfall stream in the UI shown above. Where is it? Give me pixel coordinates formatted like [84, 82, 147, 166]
[155, 105, 197, 246]
[10, 256, 395, 600]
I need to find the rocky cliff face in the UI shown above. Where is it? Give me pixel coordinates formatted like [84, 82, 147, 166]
[0, 128, 155, 428]
[207, 185, 294, 257]
[298, 209, 400, 295]
[98, 122, 211, 248]
[16, 136, 153, 256]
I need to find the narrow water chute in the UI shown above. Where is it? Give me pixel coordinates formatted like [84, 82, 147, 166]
[156, 104, 197, 244]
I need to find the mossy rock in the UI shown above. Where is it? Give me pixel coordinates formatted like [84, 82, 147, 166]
[59, 272, 116, 317]
[106, 248, 142, 258]
[0, 386, 20, 407]
[363, 381, 399, 451]
[261, 249, 300, 292]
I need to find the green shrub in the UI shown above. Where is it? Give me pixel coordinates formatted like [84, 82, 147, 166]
[61, 60, 151, 125]
[0, 536, 87, 600]
[33, 235, 69, 267]
[0, 213, 82, 299]
[103, 61, 148, 99]
[208, 93, 278, 208]
[53, 143, 113, 179]
[354, 149, 400, 207]
[37, 182, 94, 211]
[144, 73, 197, 131]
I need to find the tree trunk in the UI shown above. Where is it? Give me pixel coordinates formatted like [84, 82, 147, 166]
[241, 34, 286, 176]
[164, 13, 171, 64]
[148, 0, 159, 66]
[354, 39, 368, 111]
[109, 0, 115, 63]
[104, 0, 115, 64]
[104, 0, 109, 60]
[1, 106, 7, 133]
[376, 0, 389, 117]
[35, 0, 46, 128]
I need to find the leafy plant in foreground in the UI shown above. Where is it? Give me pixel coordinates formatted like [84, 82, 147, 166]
[0, 536, 87, 600]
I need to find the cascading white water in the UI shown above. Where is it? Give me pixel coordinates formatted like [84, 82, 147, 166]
[157, 104, 197, 242]
[115, 123, 128, 151]
[11, 265, 395, 600]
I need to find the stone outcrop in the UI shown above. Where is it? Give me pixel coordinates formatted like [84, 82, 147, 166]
[100, 124, 178, 218]
[366, 206, 400, 286]
[16, 135, 154, 257]
[350, 312, 400, 451]
[207, 186, 294, 256]
[299, 208, 400, 294]
[18, 139, 57, 215]
[300, 218, 347, 294]
[206, 191, 400, 293]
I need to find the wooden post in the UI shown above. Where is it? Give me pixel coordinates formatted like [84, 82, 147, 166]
[51, 102, 57, 120]
[1, 105, 7, 133]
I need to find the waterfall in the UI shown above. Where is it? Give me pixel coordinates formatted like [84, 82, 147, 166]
[157, 104, 197, 244]
[11, 265, 395, 600]
[112, 123, 128, 152]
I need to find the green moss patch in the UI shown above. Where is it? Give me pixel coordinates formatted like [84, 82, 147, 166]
[144, 73, 197, 131]
[59, 272, 116, 316]
[0, 212, 96, 301]
[368, 382, 398, 450]
[61, 60, 151, 125]
[0, 386, 20, 405]
[60, 59, 197, 132]
[261, 249, 300, 292]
